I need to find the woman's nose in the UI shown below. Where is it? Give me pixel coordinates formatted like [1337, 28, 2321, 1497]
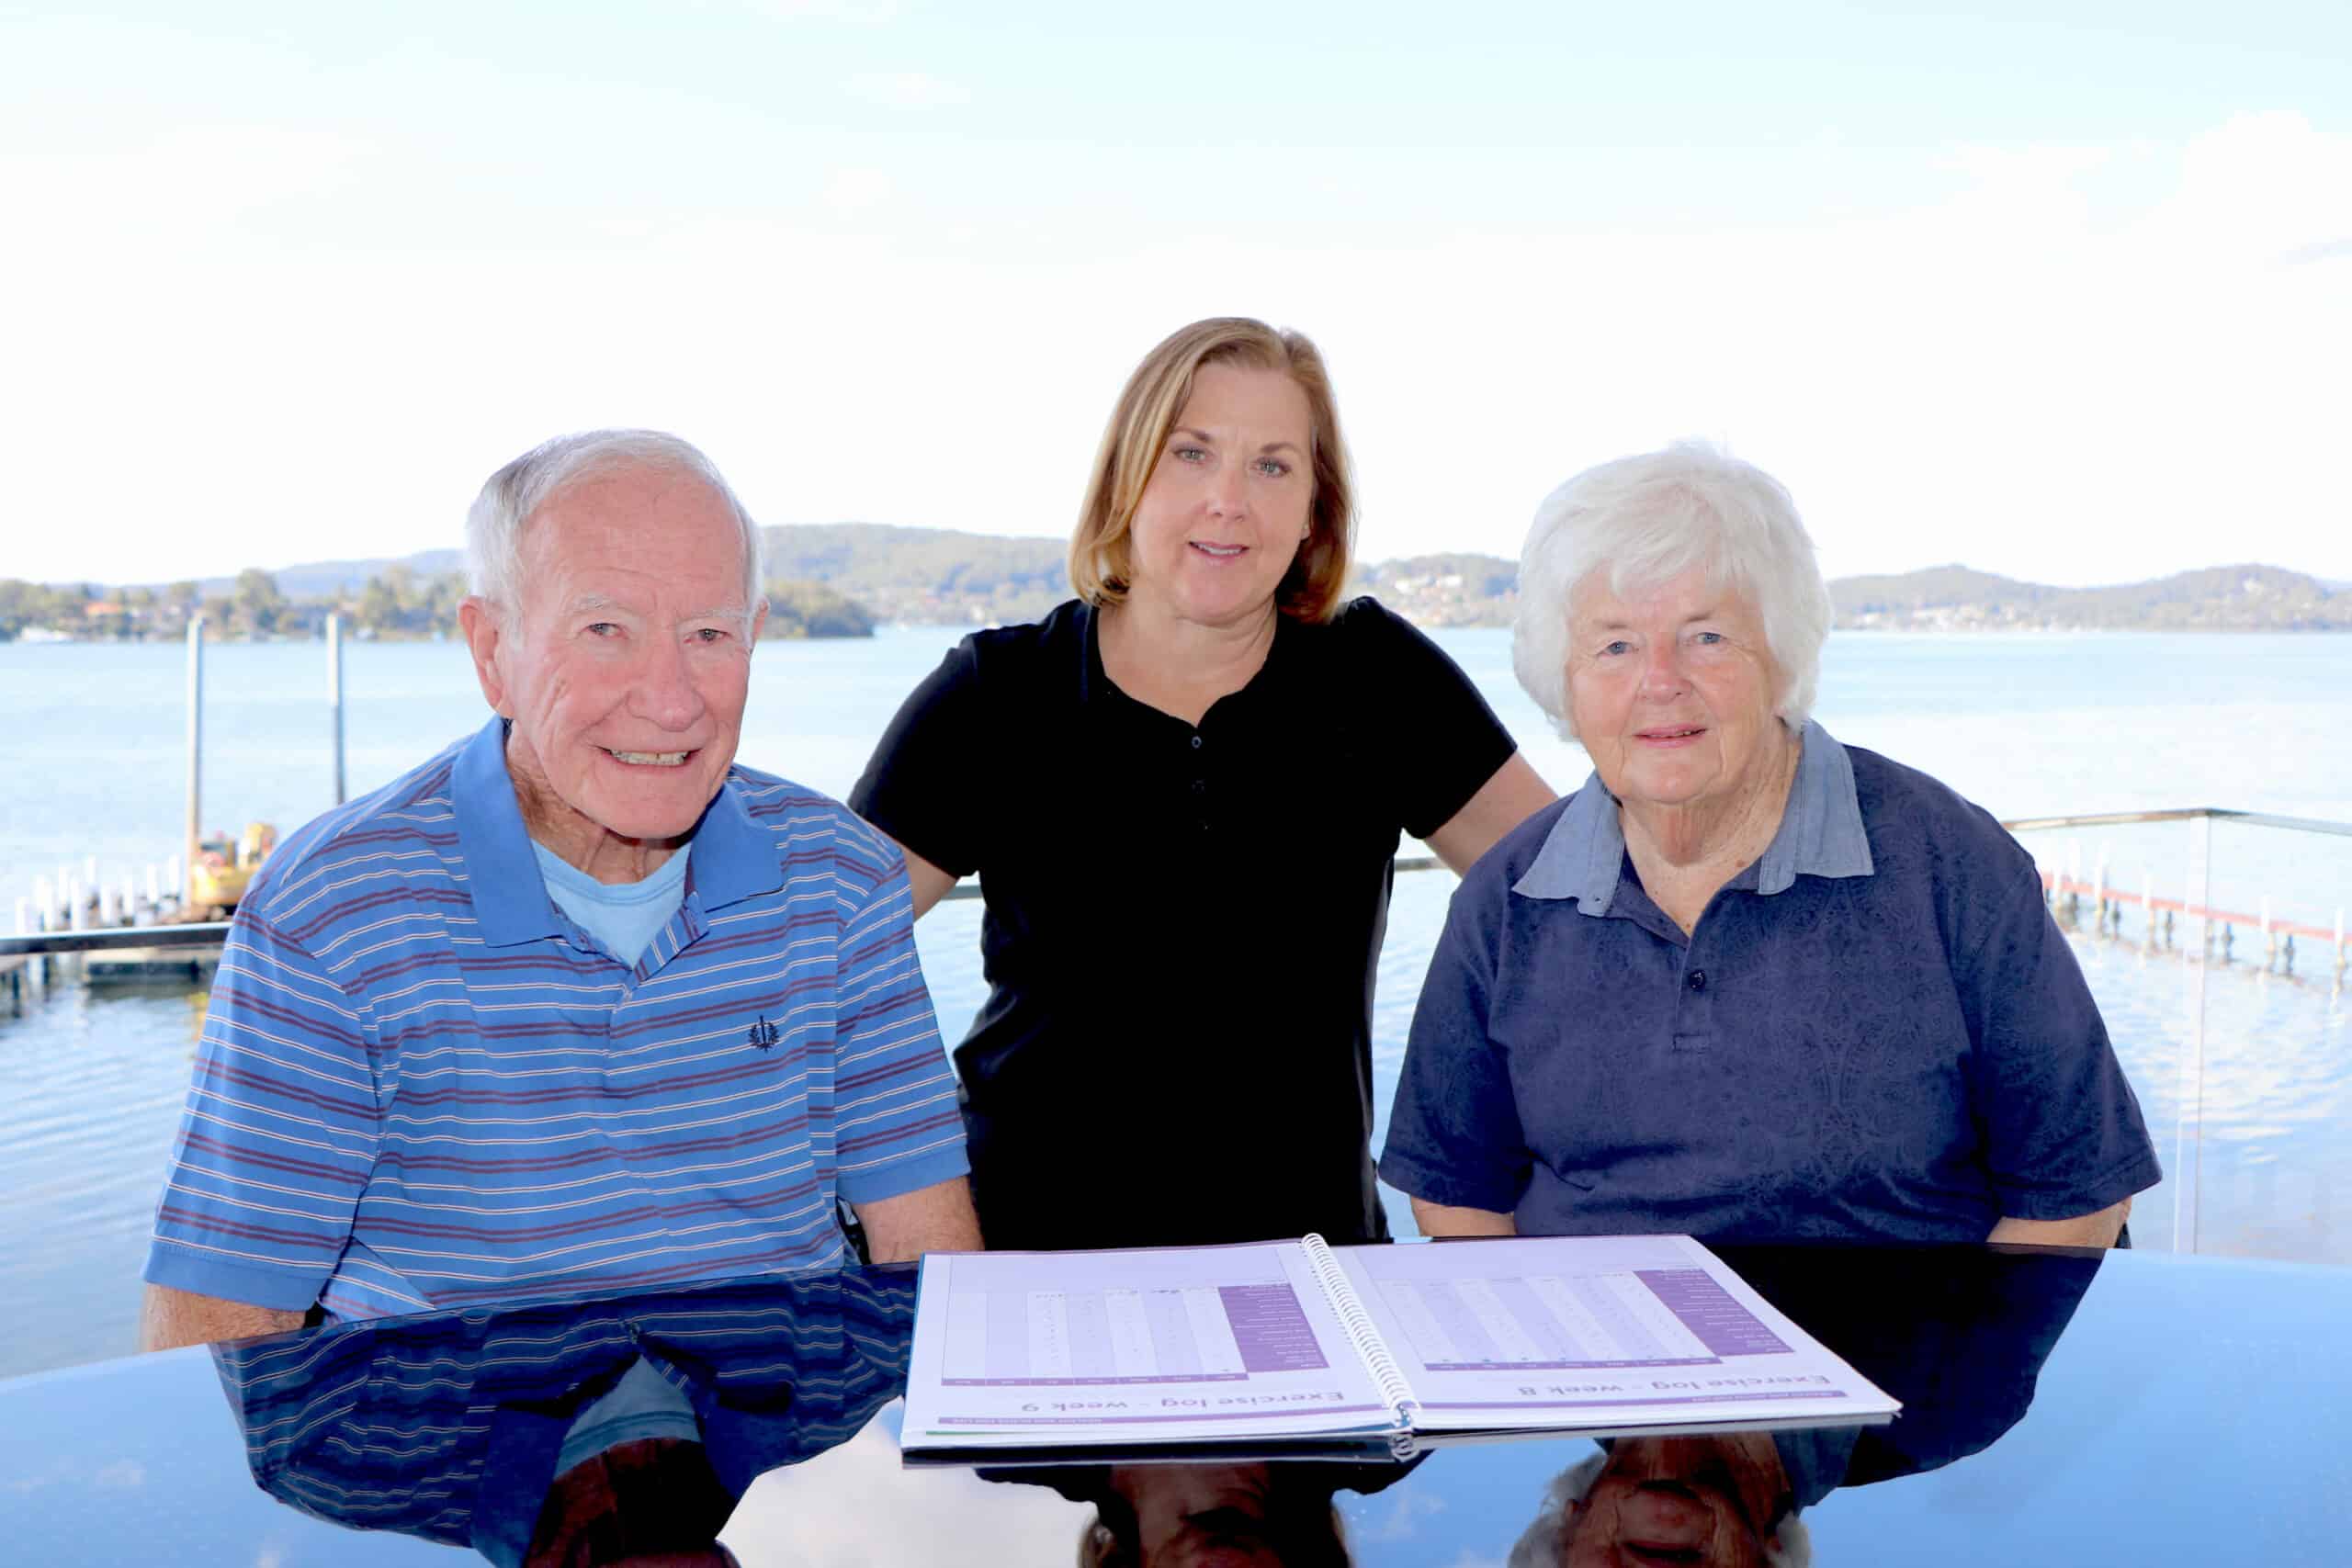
[1639, 644, 1687, 696]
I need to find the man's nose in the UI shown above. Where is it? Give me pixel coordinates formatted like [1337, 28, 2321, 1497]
[632, 636, 707, 729]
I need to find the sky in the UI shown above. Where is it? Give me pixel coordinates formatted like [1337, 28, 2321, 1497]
[3, 1, 2347, 589]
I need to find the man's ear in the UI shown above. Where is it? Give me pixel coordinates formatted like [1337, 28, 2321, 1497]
[458, 596, 512, 716]
[748, 598, 768, 648]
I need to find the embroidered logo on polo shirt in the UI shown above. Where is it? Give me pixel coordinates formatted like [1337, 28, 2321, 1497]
[748, 1015, 780, 1052]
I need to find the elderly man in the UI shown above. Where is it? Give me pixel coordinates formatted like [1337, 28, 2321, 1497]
[141, 431, 979, 1351]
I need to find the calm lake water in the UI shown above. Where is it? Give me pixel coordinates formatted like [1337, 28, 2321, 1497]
[2, 627, 2346, 1378]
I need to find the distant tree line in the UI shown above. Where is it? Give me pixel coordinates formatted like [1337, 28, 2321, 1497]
[0, 568, 876, 642]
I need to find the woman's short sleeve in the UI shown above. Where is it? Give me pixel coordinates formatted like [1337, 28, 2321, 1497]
[849, 638, 988, 877]
[1342, 600, 1521, 840]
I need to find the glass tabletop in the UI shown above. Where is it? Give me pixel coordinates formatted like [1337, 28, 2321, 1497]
[3, 1243, 2346, 1565]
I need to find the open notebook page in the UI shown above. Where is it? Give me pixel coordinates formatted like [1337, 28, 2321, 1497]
[903, 1241, 1398, 1449]
[1332, 1234, 1896, 1434]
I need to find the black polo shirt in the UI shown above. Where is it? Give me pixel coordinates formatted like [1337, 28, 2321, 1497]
[850, 597, 1518, 1251]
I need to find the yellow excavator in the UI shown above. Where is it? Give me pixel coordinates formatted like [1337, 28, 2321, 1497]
[189, 822, 277, 916]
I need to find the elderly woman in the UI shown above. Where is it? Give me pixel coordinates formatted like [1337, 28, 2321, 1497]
[1380, 443, 2160, 1245]
[852, 318, 1554, 1251]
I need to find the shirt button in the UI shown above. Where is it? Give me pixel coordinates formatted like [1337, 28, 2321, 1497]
[1687, 969, 1707, 992]
[1191, 779, 1206, 795]
[1190, 734, 1203, 750]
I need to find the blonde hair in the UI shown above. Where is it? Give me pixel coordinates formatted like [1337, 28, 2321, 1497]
[1069, 317, 1356, 624]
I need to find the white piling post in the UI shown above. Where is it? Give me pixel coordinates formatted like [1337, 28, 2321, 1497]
[186, 614, 205, 910]
[33, 877, 50, 923]
[119, 874, 135, 925]
[2093, 859, 2109, 933]
[2260, 897, 2274, 968]
[164, 854, 181, 905]
[12, 898, 27, 936]
[83, 854, 97, 888]
[328, 611, 347, 807]
[2335, 908, 2346, 975]
[146, 863, 161, 905]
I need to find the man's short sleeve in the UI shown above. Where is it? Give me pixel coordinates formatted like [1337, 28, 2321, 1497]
[1378, 882, 1532, 1214]
[143, 910, 380, 1310]
[831, 854, 971, 1206]
[1347, 601, 1521, 840]
[1961, 868, 2164, 1221]
[849, 638, 987, 877]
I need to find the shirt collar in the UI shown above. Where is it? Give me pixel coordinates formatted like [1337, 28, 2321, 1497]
[1511, 717, 1874, 913]
[1077, 600, 1298, 716]
[451, 716, 775, 946]
[452, 716, 565, 948]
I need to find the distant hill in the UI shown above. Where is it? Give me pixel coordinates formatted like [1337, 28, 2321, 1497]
[47, 527, 2352, 635]
[1834, 563, 2352, 631]
[759, 523, 1067, 625]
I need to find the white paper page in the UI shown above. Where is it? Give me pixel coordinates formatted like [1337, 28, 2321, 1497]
[902, 1242, 1399, 1450]
[1333, 1235, 1897, 1435]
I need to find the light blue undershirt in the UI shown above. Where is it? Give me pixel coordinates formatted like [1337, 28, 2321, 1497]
[531, 840, 691, 968]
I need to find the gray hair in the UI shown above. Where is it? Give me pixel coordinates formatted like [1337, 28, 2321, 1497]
[465, 429, 766, 627]
[1510, 441, 1832, 745]
[1508, 1450, 1812, 1568]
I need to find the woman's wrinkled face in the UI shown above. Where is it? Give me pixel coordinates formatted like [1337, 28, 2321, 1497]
[1558, 1437, 1784, 1568]
[1564, 568, 1783, 816]
[1120, 362, 1314, 630]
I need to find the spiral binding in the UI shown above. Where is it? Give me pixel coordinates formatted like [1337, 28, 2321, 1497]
[1299, 1232, 1419, 1451]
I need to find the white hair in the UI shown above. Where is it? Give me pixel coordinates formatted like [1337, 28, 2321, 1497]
[465, 429, 765, 627]
[1507, 1450, 1812, 1568]
[1510, 441, 1832, 744]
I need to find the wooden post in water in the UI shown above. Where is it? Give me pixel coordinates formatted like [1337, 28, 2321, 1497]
[186, 615, 204, 912]
[328, 611, 346, 807]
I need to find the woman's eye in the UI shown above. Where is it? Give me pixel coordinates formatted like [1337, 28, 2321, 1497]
[1254, 457, 1291, 478]
[1172, 445, 1207, 463]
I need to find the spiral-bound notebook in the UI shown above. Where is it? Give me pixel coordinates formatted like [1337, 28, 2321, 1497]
[900, 1233, 1897, 1461]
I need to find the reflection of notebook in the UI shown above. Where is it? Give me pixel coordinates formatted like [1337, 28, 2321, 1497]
[900, 1233, 1898, 1462]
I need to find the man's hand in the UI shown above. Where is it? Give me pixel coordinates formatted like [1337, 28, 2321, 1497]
[854, 1176, 983, 1262]
[139, 1284, 305, 1352]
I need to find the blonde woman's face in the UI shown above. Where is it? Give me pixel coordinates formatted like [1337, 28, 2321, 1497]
[1120, 363, 1313, 631]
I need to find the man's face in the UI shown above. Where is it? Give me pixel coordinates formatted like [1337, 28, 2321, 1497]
[464, 463, 764, 861]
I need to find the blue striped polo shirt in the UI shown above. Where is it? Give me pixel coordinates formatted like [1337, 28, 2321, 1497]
[144, 716, 968, 1320]
[214, 1266, 917, 1563]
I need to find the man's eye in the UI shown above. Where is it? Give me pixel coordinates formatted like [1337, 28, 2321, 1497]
[1692, 630, 1725, 645]
[586, 622, 621, 637]
[694, 627, 731, 645]
[1601, 640, 1632, 657]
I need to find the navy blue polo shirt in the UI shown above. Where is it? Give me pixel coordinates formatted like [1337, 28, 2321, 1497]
[1379, 721, 2162, 1243]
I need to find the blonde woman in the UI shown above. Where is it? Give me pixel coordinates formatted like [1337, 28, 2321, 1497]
[852, 318, 1552, 1251]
